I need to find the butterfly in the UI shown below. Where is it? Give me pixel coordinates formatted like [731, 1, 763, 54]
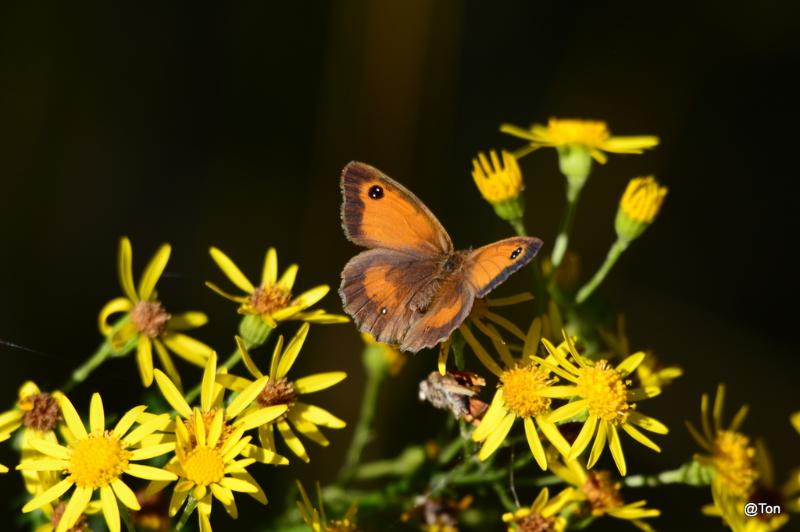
[339, 161, 542, 353]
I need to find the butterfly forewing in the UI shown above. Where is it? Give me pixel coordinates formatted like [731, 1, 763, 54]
[340, 162, 453, 256]
[464, 236, 543, 298]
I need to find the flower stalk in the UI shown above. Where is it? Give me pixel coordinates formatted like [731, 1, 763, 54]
[575, 238, 628, 303]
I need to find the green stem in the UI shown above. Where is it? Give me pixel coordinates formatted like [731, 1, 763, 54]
[119, 503, 136, 532]
[175, 496, 199, 530]
[63, 338, 114, 393]
[337, 344, 387, 484]
[550, 185, 582, 268]
[575, 238, 629, 303]
[492, 482, 517, 512]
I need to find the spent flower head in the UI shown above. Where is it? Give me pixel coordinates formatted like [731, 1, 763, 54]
[207, 246, 348, 334]
[536, 334, 668, 476]
[217, 324, 347, 463]
[18, 393, 176, 532]
[98, 237, 212, 388]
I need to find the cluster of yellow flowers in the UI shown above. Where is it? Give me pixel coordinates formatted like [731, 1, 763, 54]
[1, 239, 349, 531]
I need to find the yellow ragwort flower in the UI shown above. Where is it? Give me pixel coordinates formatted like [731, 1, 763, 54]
[17, 393, 176, 532]
[207, 246, 348, 328]
[502, 486, 575, 531]
[471, 149, 524, 204]
[615, 176, 668, 242]
[148, 351, 289, 530]
[218, 324, 347, 463]
[0, 381, 63, 500]
[468, 318, 572, 468]
[686, 384, 759, 500]
[550, 456, 660, 530]
[296, 481, 358, 532]
[98, 237, 212, 388]
[536, 334, 668, 476]
[500, 118, 659, 164]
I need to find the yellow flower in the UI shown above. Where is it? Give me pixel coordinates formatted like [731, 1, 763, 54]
[550, 457, 660, 530]
[468, 318, 572, 468]
[502, 486, 575, 531]
[217, 324, 347, 463]
[98, 237, 212, 389]
[500, 118, 659, 164]
[471, 150, 525, 222]
[148, 351, 289, 530]
[615, 177, 668, 242]
[0, 381, 62, 499]
[17, 393, 176, 532]
[686, 384, 758, 499]
[207, 246, 348, 329]
[536, 335, 668, 476]
[296, 481, 358, 532]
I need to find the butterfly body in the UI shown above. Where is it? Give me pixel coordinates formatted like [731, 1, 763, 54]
[339, 161, 542, 353]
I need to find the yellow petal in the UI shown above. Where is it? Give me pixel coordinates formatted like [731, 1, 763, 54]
[57, 486, 92, 532]
[524, 417, 547, 470]
[608, 424, 627, 476]
[537, 417, 572, 457]
[294, 372, 347, 394]
[240, 443, 288, 465]
[117, 237, 137, 302]
[98, 298, 132, 335]
[153, 370, 192, 418]
[22, 478, 73, 512]
[601, 135, 660, 153]
[478, 413, 515, 460]
[162, 333, 211, 367]
[130, 443, 175, 461]
[169, 312, 208, 331]
[153, 339, 182, 392]
[236, 405, 287, 431]
[111, 478, 141, 510]
[210, 247, 255, 293]
[100, 484, 121, 532]
[112, 405, 148, 438]
[205, 281, 248, 302]
[126, 463, 178, 481]
[220, 476, 259, 493]
[460, 325, 504, 377]
[136, 336, 155, 387]
[201, 352, 218, 413]
[168, 488, 189, 517]
[473, 389, 507, 442]
[227, 376, 270, 419]
[30, 439, 71, 460]
[616, 352, 645, 377]
[587, 421, 608, 468]
[293, 403, 345, 429]
[268, 335, 284, 380]
[622, 423, 661, 453]
[628, 412, 669, 434]
[124, 413, 173, 446]
[16, 458, 70, 471]
[236, 336, 263, 379]
[56, 393, 87, 439]
[276, 323, 310, 379]
[568, 415, 598, 461]
[277, 420, 309, 462]
[207, 409, 224, 448]
[137, 243, 171, 301]
[287, 412, 329, 447]
[261, 248, 278, 286]
[548, 400, 588, 424]
[277, 264, 298, 291]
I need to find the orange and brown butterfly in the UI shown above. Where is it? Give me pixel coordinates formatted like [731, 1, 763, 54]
[339, 162, 542, 353]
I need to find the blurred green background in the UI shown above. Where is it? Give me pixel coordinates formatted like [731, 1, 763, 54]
[1, 1, 799, 530]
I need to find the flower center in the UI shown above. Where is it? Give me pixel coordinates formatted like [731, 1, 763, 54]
[131, 301, 171, 338]
[500, 366, 552, 418]
[250, 285, 292, 316]
[582, 470, 623, 514]
[547, 119, 609, 148]
[51, 501, 89, 532]
[515, 513, 558, 532]
[181, 445, 225, 486]
[576, 361, 630, 423]
[712, 430, 758, 498]
[68, 432, 130, 489]
[257, 378, 297, 410]
[21, 392, 60, 432]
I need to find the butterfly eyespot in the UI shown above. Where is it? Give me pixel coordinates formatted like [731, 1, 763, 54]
[510, 247, 523, 260]
[380, 307, 388, 315]
[368, 185, 384, 199]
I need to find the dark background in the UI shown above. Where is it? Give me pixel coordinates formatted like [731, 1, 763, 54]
[2, 2, 799, 530]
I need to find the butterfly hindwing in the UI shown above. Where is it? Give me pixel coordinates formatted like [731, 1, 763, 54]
[464, 236, 543, 298]
[340, 161, 453, 256]
[400, 278, 475, 353]
[339, 248, 440, 345]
